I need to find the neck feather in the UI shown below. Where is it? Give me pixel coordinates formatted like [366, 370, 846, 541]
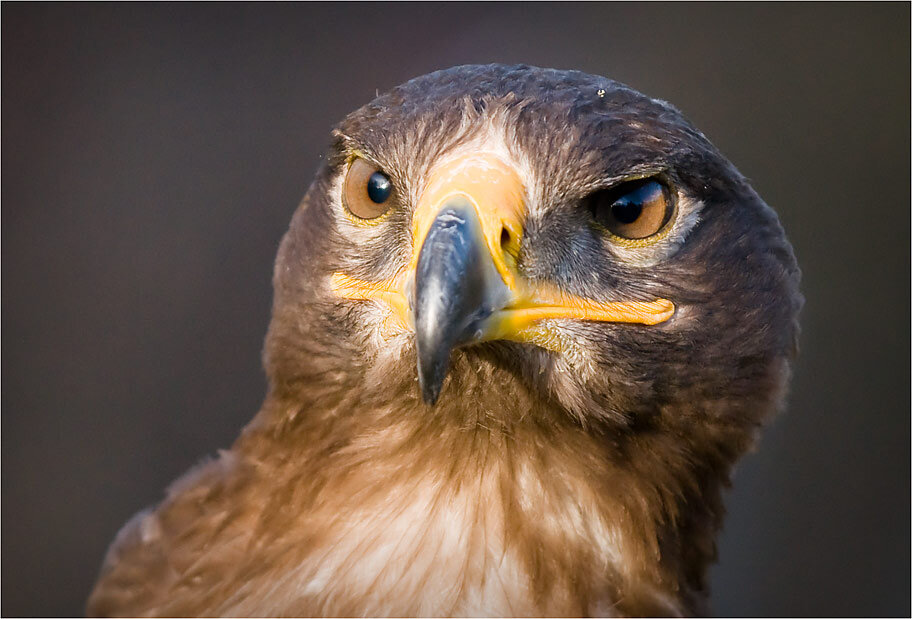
[235, 358, 729, 616]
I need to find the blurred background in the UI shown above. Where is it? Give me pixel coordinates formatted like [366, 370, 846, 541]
[3, 3, 909, 616]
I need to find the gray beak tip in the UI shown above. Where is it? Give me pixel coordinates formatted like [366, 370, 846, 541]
[417, 354, 445, 405]
[419, 378, 442, 406]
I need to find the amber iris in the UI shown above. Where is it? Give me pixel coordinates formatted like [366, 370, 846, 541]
[590, 179, 673, 240]
[343, 158, 394, 220]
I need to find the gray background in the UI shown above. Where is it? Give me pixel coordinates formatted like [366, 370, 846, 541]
[3, 3, 909, 616]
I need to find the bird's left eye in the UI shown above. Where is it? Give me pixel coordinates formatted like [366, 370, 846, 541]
[588, 178, 674, 241]
[343, 158, 394, 220]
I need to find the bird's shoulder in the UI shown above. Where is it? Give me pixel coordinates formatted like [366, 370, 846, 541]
[87, 451, 255, 616]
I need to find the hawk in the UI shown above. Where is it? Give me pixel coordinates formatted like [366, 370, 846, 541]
[87, 64, 801, 617]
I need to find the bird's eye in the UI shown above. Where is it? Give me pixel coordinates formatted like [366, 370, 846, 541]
[343, 158, 394, 220]
[588, 179, 674, 240]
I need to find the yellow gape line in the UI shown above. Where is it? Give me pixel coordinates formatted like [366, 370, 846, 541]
[329, 272, 410, 335]
[485, 294, 676, 344]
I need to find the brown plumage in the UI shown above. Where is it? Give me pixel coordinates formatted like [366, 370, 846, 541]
[87, 64, 801, 617]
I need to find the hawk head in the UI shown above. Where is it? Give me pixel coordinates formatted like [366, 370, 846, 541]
[265, 64, 800, 436]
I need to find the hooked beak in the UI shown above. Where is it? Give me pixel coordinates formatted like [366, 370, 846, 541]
[412, 196, 510, 403]
[331, 152, 674, 404]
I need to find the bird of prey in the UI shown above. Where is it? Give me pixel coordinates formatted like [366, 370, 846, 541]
[87, 64, 801, 617]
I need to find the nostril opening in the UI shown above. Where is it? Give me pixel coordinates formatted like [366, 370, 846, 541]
[500, 228, 511, 250]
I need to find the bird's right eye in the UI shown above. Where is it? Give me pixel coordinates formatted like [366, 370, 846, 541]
[587, 178, 674, 242]
[343, 158, 394, 220]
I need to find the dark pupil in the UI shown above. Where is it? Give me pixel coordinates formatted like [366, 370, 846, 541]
[366, 172, 392, 204]
[611, 198, 643, 224]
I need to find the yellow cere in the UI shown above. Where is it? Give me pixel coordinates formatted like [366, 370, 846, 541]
[409, 152, 526, 291]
